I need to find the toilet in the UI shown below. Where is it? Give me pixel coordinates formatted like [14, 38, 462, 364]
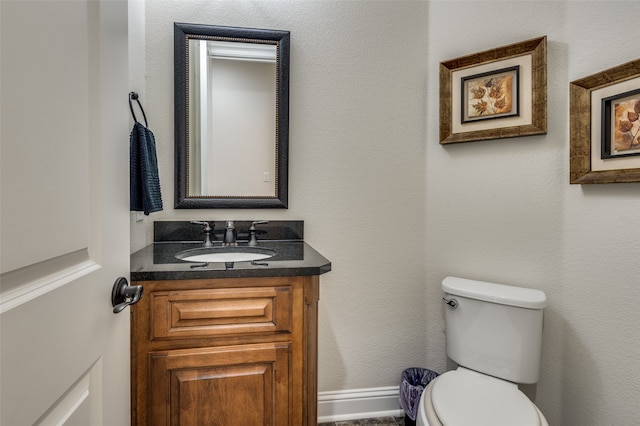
[417, 276, 549, 426]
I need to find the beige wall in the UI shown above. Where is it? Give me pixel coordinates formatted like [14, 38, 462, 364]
[132, 1, 640, 424]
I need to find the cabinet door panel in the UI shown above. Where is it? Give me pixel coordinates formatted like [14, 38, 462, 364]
[151, 286, 292, 340]
[149, 343, 291, 425]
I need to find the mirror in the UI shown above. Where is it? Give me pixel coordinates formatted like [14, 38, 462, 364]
[174, 23, 289, 208]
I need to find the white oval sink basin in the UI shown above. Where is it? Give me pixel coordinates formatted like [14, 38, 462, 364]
[175, 246, 276, 263]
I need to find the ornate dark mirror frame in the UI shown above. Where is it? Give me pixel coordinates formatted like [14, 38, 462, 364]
[174, 23, 290, 208]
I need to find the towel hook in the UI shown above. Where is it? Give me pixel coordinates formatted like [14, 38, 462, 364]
[129, 91, 148, 127]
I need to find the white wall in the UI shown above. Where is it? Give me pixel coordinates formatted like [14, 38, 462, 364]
[132, 1, 640, 424]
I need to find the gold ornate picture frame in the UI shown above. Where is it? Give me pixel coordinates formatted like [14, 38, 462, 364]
[569, 59, 640, 184]
[440, 36, 547, 145]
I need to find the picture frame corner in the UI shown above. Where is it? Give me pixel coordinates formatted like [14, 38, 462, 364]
[569, 59, 640, 184]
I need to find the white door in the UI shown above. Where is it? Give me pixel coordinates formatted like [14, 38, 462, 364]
[1, 1, 130, 425]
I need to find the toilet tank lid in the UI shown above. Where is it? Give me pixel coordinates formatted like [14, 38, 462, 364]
[442, 276, 547, 309]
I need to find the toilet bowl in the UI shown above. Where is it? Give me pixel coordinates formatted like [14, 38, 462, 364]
[416, 367, 548, 426]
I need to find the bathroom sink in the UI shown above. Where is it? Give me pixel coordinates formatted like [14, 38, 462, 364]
[175, 246, 276, 263]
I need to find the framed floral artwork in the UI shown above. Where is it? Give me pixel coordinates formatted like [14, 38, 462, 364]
[440, 36, 547, 144]
[461, 66, 520, 123]
[570, 59, 640, 184]
[600, 88, 640, 159]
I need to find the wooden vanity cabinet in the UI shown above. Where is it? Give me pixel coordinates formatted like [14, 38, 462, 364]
[130, 275, 320, 426]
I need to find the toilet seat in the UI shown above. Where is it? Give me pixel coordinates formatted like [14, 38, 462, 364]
[423, 368, 543, 426]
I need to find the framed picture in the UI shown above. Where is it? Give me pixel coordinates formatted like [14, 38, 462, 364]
[461, 66, 520, 124]
[600, 88, 640, 159]
[569, 59, 640, 184]
[440, 36, 547, 144]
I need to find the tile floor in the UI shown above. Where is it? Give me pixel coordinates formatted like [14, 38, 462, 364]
[319, 416, 407, 426]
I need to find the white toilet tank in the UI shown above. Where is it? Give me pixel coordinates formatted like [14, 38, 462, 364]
[442, 276, 547, 384]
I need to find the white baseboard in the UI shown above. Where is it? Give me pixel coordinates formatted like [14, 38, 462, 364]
[317, 386, 404, 423]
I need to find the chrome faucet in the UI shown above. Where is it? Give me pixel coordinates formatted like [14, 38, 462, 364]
[190, 221, 214, 247]
[223, 220, 238, 246]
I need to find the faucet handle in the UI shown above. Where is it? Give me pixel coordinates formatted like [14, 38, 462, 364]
[248, 221, 269, 246]
[190, 221, 214, 247]
[190, 220, 212, 231]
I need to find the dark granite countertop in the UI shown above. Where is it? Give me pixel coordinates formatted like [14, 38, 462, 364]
[130, 240, 332, 281]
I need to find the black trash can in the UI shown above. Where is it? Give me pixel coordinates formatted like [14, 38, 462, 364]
[399, 368, 439, 426]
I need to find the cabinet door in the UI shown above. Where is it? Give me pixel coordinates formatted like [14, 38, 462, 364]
[149, 343, 291, 426]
